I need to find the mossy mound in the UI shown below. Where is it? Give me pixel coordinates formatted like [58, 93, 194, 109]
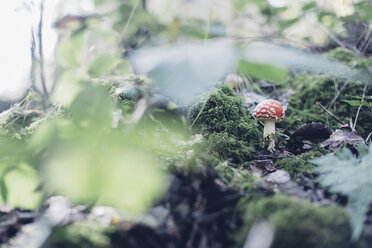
[44, 221, 111, 248]
[282, 74, 372, 138]
[215, 161, 264, 192]
[236, 194, 353, 248]
[188, 85, 261, 164]
[282, 48, 372, 138]
[275, 151, 323, 179]
[326, 47, 372, 68]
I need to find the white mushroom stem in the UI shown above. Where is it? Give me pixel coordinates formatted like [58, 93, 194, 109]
[263, 120, 276, 151]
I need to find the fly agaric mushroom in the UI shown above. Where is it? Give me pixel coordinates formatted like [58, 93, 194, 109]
[253, 99, 284, 152]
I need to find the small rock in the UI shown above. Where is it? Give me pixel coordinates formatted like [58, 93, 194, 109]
[291, 122, 332, 141]
[90, 206, 121, 226]
[250, 160, 275, 177]
[264, 170, 290, 184]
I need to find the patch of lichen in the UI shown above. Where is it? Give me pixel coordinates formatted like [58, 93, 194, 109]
[274, 151, 323, 179]
[188, 85, 261, 164]
[235, 194, 354, 248]
[281, 73, 372, 138]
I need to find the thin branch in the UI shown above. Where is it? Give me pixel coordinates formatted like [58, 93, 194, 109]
[360, 30, 372, 56]
[316, 102, 347, 126]
[30, 28, 38, 91]
[328, 80, 350, 111]
[118, 0, 139, 46]
[318, 23, 345, 48]
[353, 83, 368, 131]
[355, 23, 368, 53]
[30, 28, 44, 104]
[38, 0, 49, 99]
[366, 132, 372, 143]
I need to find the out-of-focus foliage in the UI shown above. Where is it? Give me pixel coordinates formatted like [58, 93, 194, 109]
[0, 82, 171, 212]
[312, 144, 372, 240]
[236, 194, 352, 248]
[40, 83, 169, 212]
[132, 41, 371, 104]
[0, 162, 42, 209]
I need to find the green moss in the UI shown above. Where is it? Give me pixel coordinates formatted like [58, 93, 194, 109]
[281, 74, 372, 138]
[203, 132, 256, 164]
[281, 47, 372, 138]
[188, 85, 261, 164]
[93, 74, 150, 109]
[44, 221, 111, 248]
[215, 161, 262, 192]
[326, 47, 372, 69]
[326, 47, 356, 64]
[236, 194, 353, 248]
[275, 151, 323, 179]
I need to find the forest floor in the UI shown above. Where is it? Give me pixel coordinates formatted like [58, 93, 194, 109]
[0, 45, 372, 248]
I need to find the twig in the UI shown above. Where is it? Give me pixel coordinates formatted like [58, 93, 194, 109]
[30, 28, 45, 109]
[352, 83, 367, 131]
[118, 0, 139, 45]
[361, 30, 372, 56]
[316, 102, 347, 126]
[328, 80, 349, 111]
[30, 28, 37, 90]
[186, 196, 206, 248]
[366, 132, 372, 143]
[38, 0, 49, 100]
[355, 23, 368, 53]
[318, 23, 345, 48]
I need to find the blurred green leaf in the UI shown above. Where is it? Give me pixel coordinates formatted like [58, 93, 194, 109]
[131, 39, 237, 104]
[278, 17, 299, 32]
[233, 0, 248, 12]
[43, 128, 168, 213]
[52, 69, 86, 106]
[56, 32, 85, 68]
[237, 60, 288, 84]
[0, 163, 42, 209]
[132, 41, 371, 105]
[302, 2, 317, 11]
[69, 83, 114, 129]
[88, 55, 118, 77]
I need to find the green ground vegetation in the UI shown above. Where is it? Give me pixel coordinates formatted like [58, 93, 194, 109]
[281, 48, 372, 138]
[188, 85, 261, 164]
[275, 150, 323, 178]
[235, 194, 360, 248]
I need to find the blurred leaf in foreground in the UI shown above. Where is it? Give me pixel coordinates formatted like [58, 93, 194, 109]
[130, 39, 237, 105]
[0, 163, 42, 209]
[312, 144, 372, 240]
[237, 60, 288, 84]
[38, 83, 168, 213]
[131, 40, 371, 104]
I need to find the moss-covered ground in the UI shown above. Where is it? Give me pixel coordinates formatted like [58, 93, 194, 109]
[188, 85, 261, 164]
[235, 194, 356, 248]
[281, 48, 372, 138]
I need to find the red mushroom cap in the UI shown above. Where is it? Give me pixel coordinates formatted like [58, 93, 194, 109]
[253, 99, 284, 122]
